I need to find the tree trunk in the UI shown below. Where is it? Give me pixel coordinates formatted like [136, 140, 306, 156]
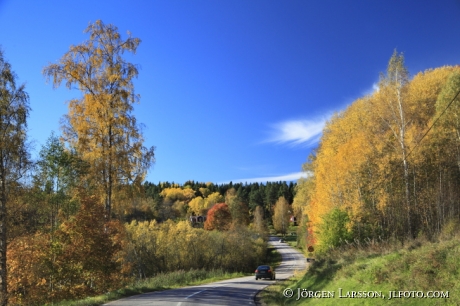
[0, 172, 7, 306]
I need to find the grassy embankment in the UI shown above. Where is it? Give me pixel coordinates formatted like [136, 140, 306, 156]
[51, 242, 281, 306]
[261, 227, 460, 305]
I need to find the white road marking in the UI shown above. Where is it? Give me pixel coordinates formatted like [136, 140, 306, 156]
[177, 283, 229, 306]
[186, 289, 206, 299]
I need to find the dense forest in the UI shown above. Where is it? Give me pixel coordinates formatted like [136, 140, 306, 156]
[135, 180, 296, 222]
[0, 21, 297, 305]
[293, 51, 460, 252]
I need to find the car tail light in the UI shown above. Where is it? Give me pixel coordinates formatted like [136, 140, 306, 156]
[268, 270, 271, 272]
[255, 269, 258, 273]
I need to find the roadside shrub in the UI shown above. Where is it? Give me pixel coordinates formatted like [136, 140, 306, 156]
[316, 208, 353, 253]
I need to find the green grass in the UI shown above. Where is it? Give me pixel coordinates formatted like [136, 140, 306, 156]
[260, 233, 460, 306]
[273, 226, 300, 249]
[283, 233, 299, 249]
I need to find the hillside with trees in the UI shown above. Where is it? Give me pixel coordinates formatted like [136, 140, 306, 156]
[294, 51, 460, 252]
[259, 51, 460, 306]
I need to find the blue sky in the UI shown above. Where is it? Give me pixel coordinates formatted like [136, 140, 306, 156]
[1, 0, 460, 185]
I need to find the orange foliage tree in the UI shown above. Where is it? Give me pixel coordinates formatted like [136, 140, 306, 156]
[51, 196, 130, 300]
[204, 203, 232, 231]
[7, 195, 130, 304]
[7, 233, 50, 305]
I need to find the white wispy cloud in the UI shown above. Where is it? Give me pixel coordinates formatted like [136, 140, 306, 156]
[265, 82, 379, 148]
[265, 117, 328, 147]
[361, 82, 379, 96]
[221, 171, 310, 184]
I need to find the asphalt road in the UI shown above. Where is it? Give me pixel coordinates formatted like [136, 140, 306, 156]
[104, 236, 306, 306]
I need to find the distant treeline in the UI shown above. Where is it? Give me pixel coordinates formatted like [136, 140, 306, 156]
[125, 180, 296, 223]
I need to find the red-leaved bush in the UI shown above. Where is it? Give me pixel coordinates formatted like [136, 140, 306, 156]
[204, 203, 232, 231]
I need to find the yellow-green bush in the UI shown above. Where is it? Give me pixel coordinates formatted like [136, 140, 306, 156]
[125, 220, 267, 278]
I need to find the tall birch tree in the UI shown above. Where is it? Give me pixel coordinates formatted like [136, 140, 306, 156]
[0, 48, 30, 306]
[374, 50, 412, 237]
[43, 20, 155, 220]
[272, 196, 290, 236]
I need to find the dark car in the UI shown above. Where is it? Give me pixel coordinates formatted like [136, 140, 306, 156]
[255, 265, 276, 280]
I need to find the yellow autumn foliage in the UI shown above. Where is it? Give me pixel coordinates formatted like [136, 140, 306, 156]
[125, 219, 267, 275]
[295, 61, 460, 248]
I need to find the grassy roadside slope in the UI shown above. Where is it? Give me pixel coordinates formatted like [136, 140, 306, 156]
[261, 233, 460, 305]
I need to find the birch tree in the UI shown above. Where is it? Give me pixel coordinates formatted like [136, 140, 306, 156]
[272, 196, 290, 236]
[435, 71, 460, 171]
[0, 48, 30, 306]
[374, 50, 413, 237]
[43, 20, 155, 219]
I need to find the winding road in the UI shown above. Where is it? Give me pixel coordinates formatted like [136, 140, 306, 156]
[104, 236, 306, 306]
